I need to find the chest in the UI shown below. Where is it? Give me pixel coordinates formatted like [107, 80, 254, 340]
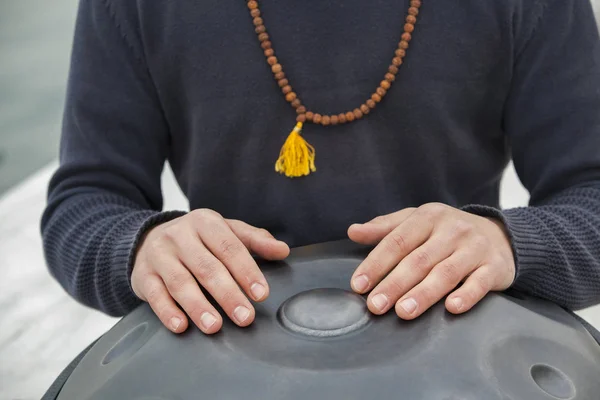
[139, 0, 515, 128]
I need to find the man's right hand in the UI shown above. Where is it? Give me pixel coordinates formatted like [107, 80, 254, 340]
[131, 209, 290, 335]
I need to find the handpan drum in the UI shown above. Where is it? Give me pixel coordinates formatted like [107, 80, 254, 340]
[46, 240, 600, 399]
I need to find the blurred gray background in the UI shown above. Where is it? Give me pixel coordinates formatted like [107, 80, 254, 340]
[0, 0, 78, 195]
[1, 1, 599, 399]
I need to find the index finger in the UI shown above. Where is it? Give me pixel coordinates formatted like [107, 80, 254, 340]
[350, 211, 434, 294]
[348, 208, 417, 245]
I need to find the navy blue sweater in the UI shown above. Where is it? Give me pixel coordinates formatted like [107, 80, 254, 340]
[42, 0, 600, 316]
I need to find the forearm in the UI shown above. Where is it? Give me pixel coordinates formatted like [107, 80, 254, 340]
[40, 0, 181, 316]
[42, 191, 185, 316]
[464, 185, 600, 310]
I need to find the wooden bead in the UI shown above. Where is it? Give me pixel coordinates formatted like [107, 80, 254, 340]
[253, 17, 263, 26]
[371, 93, 382, 103]
[408, 7, 419, 16]
[345, 112, 355, 122]
[313, 113, 322, 124]
[274, 72, 285, 80]
[406, 15, 417, 24]
[330, 115, 339, 125]
[267, 56, 277, 66]
[385, 73, 396, 82]
[271, 63, 282, 73]
[258, 32, 269, 42]
[376, 87, 387, 97]
[402, 33, 412, 42]
[251, 9, 261, 18]
[297, 114, 307, 123]
[380, 80, 391, 90]
[404, 23, 415, 33]
[277, 80, 288, 89]
[285, 92, 297, 102]
[389, 65, 399, 74]
[306, 111, 314, 121]
[360, 104, 370, 114]
[395, 48, 406, 58]
[261, 40, 272, 50]
[248, 1, 258, 9]
[367, 99, 376, 108]
[410, 0, 422, 7]
[297, 106, 307, 114]
[338, 113, 347, 124]
[291, 99, 302, 108]
[392, 57, 403, 66]
[353, 109, 363, 119]
[399, 41, 409, 50]
[282, 85, 292, 94]
[255, 25, 266, 34]
[264, 48, 274, 57]
[321, 115, 331, 126]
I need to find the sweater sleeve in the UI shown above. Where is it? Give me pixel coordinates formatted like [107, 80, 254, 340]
[41, 0, 186, 316]
[463, 0, 600, 310]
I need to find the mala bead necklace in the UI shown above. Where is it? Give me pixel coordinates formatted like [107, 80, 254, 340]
[247, 0, 422, 178]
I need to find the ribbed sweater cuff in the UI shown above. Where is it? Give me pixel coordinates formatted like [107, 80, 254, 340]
[111, 209, 187, 314]
[460, 204, 546, 292]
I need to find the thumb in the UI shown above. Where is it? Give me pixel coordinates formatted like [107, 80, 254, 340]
[348, 208, 417, 245]
[226, 219, 290, 260]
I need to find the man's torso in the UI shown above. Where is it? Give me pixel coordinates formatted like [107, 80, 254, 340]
[120, 0, 538, 245]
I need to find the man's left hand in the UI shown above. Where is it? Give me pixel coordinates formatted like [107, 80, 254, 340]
[348, 203, 516, 319]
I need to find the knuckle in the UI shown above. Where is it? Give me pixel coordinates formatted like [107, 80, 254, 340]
[165, 270, 190, 293]
[201, 274, 222, 292]
[412, 251, 432, 271]
[452, 219, 474, 238]
[473, 273, 492, 293]
[218, 239, 244, 261]
[193, 255, 218, 282]
[438, 262, 461, 285]
[145, 285, 162, 303]
[154, 303, 170, 323]
[257, 228, 271, 237]
[386, 231, 407, 253]
[218, 290, 239, 307]
[418, 285, 435, 305]
[183, 303, 202, 320]
[161, 225, 180, 243]
[191, 208, 220, 221]
[367, 256, 387, 274]
[421, 202, 447, 218]
[148, 236, 166, 255]
[387, 276, 405, 295]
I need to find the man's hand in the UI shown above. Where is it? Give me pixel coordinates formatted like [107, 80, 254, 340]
[348, 203, 515, 319]
[131, 209, 290, 335]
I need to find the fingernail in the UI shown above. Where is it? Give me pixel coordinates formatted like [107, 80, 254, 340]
[170, 317, 182, 331]
[400, 298, 418, 315]
[233, 306, 251, 324]
[251, 282, 266, 300]
[200, 312, 217, 330]
[371, 293, 389, 312]
[451, 297, 463, 311]
[352, 275, 369, 293]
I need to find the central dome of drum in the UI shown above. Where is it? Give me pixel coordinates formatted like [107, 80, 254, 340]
[278, 288, 371, 337]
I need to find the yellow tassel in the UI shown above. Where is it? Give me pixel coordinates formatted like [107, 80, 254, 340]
[275, 122, 316, 178]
